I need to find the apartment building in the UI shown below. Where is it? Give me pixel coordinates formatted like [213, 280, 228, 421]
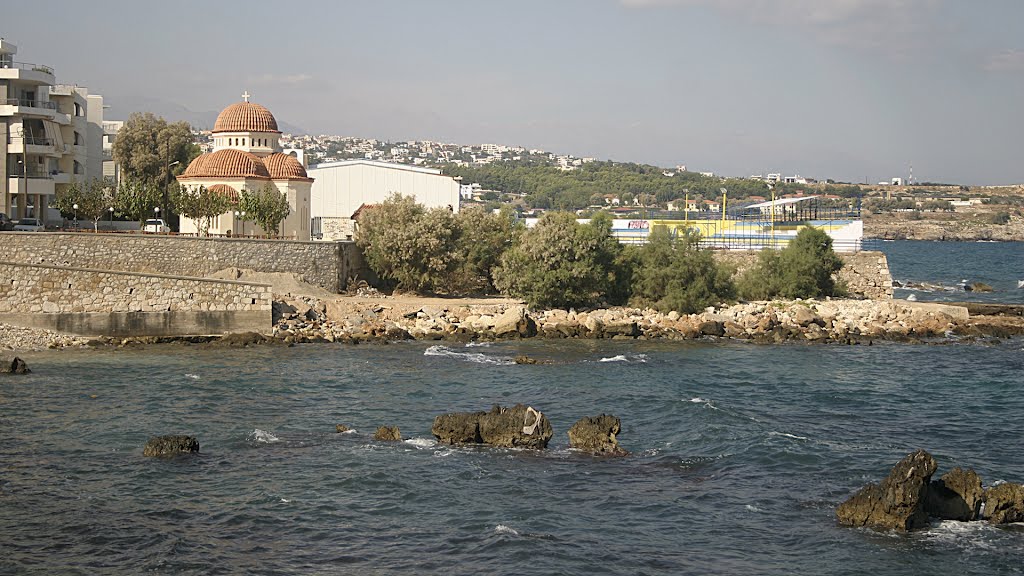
[1, 38, 104, 223]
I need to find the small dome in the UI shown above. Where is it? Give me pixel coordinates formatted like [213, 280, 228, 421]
[207, 184, 239, 202]
[181, 149, 271, 179]
[213, 101, 280, 133]
[264, 152, 312, 180]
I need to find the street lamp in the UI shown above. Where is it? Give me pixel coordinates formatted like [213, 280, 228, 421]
[72, 203, 78, 229]
[108, 206, 114, 229]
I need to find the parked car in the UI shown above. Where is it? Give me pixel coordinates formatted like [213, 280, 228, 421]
[13, 218, 45, 232]
[142, 218, 170, 233]
[0, 212, 14, 231]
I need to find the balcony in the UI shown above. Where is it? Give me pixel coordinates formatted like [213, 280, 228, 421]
[0, 61, 56, 84]
[7, 174, 55, 196]
[1, 98, 58, 119]
[5, 135, 55, 154]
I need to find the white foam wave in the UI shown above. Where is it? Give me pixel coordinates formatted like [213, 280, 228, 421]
[424, 345, 514, 365]
[340, 428, 357, 434]
[689, 397, 718, 410]
[184, 373, 201, 380]
[768, 431, 809, 441]
[597, 354, 648, 363]
[599, 355, 629, 362]
[464, 341, 492, 348]
[404, 437, 437, 449]
[249, 429, 280, 443]
[745, 504, 763, 513]
[494, 524, 519, 536]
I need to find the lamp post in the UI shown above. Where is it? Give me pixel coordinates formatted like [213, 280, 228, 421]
[72, 203, 78, 229]
[108, 206, 114, 230]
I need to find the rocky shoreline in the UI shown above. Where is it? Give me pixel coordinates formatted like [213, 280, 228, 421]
[4, 296, 1022, 352]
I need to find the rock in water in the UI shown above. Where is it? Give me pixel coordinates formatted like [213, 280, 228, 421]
[143, 435, 200, 457]
[335, 424, 351, 433]
[836, 449, 937, 531]
[432, 411, 486, 445]
[568, 414, 628, 456]
[479, 404, 553, 449]
[432, 404, 552, 449]
[1, 356, 30, 374]
[925, 467, 985, 521]
[374, 426, 402, 441]
[984, 483, 1024, 524]
[514, 355, 538, 365]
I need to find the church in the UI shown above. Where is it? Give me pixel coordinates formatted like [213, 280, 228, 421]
[176, 93, 312, 240]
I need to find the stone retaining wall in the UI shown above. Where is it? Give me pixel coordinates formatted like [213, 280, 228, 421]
[0, 232, 367, 293]
[713, 250, 893, 300]
[0, 261, 272, 336]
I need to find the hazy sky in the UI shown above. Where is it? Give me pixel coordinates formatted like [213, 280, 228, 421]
[6, 0, 1023, 184]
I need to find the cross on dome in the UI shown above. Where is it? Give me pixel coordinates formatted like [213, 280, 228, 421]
[242, 91, 251, 103]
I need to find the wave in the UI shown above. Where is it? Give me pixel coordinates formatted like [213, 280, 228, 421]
[688, 397, 718, 410]
[184, 373, 201, 380]
[494, 524, 519, 536]
[464, 342, 492, 348]
[768, 431, 809, 441]
[424, 345, 515, 365]
[404, 437, 436, 449]
[598, 354, 648, 363]
[248, 429, 280, 444]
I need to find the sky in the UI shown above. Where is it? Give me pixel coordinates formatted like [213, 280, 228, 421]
[6, 0, 1024, 185]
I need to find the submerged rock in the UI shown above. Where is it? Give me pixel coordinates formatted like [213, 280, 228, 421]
[568, 414, 628, 456]
[335, 424, 351, 433]
[984, 483, 1024, 524]
[836, 449, 937, 531]
[0, 356, 30, 374]
[514, 355, 538, 365]
[373, 426, 402, 441]
[926, 467, 985, 521]
[143, 435, 200, 457]
[432, 404, 552, 449]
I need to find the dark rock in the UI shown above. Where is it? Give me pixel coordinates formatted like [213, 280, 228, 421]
[432, 404, 552, 449]
[335, 424, 351, 433]
[143, 435, 200, 457]
[969, 282, 994, 293]
[984, 483, 1024, 524]
[567, 414, 628, 456]
[214, 332, 269, 348]
[1, 356, 30, 374]
[698, 321, 725, 337]
[514, 355, 538, 365]
[926, 467, 985, 521]
[432, 411, 485, 444]
[373, 426, 402, 441]
[836, 449, 938, 531]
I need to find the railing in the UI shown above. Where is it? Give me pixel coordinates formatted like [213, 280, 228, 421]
[7, 166, 54, 179]
[4, 98, 58, 110]
[7, 135, 52, 146]
[0, 61, 54, 75]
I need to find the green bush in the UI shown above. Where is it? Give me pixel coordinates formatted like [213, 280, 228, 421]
[738, 226, 844, 300]
[987, 211, 1011, 225]
[450, 206, 521, 293]
[630, 227, 735, 314]
[493, 211, 626, 309]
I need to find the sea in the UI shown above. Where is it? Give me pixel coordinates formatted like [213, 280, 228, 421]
[1, 240, 1022, 575]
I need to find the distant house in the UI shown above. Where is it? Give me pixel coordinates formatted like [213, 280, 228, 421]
[703, 199, 721, 212]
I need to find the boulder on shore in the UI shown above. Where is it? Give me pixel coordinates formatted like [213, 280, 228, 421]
[567, 414, 628, 456]
[836, 449, 937, 531]
[432, 404, 553, 449]
[1, 356, 30, 374]
[925, 467, 985, 521]
[373, 426, 402, 441]
[984, 483, 1024, 524]
[143, 435, 200, 457]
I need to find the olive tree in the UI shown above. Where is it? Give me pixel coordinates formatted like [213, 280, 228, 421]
[239, 184, 291, 237]
[172, 184, 236, 237]
[53, 178, 113, 232]
[113, 177, 163, 227]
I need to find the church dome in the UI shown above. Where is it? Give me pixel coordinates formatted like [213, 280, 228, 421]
[264, 152, 312, 180]
[207, 184, 240, 202]
[213, 101, 280, 133]
[180, 149, 271, 179]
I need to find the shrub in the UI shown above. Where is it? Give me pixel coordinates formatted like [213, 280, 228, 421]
[630, 227, 735, 314]
[738, 226, 844, 300]
[450, 206, 521, 294]
[493, 211, 626, 309]
[987, 211, 1011, 225]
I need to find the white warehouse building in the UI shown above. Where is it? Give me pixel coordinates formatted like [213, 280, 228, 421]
[307, 159, 460, 240]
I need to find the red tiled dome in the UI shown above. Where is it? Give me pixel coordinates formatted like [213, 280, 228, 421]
[180, 149, 270, 179]
[207, 184, 240, 202]
[212, 102, 280, 133]
[264, 152, 312, 181]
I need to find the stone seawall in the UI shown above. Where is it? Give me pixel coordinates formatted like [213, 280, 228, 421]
[0, 232, 367, 293]
[713, 250, 893, 300]
[0, 261, 273, 337]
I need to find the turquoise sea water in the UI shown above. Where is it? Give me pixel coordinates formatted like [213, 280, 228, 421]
[1, 241, 1023, 575]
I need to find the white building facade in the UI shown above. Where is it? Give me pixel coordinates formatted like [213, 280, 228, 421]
[307, 159, 460, 240]
[1, 38, 104, 223]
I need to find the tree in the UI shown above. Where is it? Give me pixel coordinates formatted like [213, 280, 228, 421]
[112, 112, 197, 224]
[173, 185, 236, 237]
[113, 177, 162, 227]
[53, 179, 113, 232]
[737, 226, 844, 300]
[630, 227, 736, 314]
[493, 211, 624, 309]
[239, 184, 291, 236]
[451, 206, 521, 294]
[355, 194, 461, 293]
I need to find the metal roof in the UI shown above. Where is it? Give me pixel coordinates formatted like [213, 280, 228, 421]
[742, 196, 819, 210]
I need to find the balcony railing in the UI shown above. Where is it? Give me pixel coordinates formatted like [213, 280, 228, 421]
[4, 98, 58, 110]
[0, 61, 54, 75]
[7, 135, 52, 146]
[7, 166, 55, 179]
